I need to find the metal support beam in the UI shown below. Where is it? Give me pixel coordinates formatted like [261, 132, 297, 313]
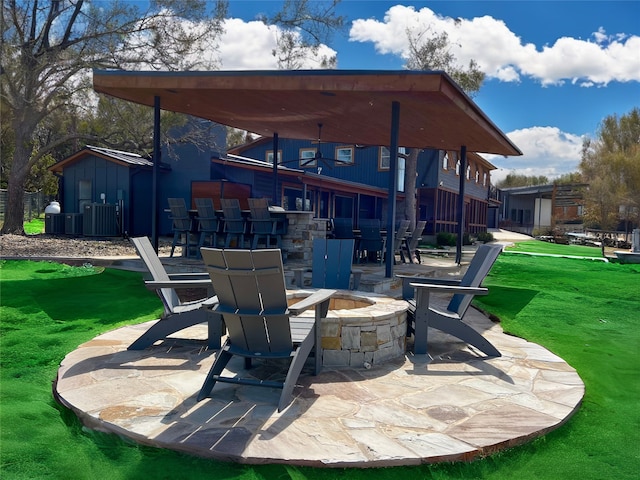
[152, 96, 161, 252]
[272, 133, 279, 205]
[455, 145, 467, 264]
[385, 101, 400, 278]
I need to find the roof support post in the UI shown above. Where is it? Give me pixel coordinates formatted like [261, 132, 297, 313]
[455, 145, 467, 264]
[385, 101, 400, 278]
[272, 133, 279, 205]
[152, 96, 161, 252]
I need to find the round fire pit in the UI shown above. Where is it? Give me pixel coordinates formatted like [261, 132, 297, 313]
[288, 291, 408, 367]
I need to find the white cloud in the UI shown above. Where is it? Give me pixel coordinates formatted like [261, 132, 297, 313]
[483, 126, 584, 183]
[217, 18, 337, 70]
[349, 5, 640, 86]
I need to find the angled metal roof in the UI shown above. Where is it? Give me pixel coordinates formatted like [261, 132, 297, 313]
[92, 69, 522, 157]
[49, 145, 153, 173]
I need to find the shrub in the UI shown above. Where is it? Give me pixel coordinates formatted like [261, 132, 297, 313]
[476, 231, 494, 243]
[436, 231, 457, 246]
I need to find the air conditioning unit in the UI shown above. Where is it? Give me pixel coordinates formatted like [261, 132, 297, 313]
[64, 213, 83, 235]
[44, 213, 65, 235]
[83, 203, 119, 236]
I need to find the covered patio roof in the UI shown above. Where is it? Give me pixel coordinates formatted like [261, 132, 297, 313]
[92, 69, 521, 156]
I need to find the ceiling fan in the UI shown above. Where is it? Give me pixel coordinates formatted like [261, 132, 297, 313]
[298, 123, 350, 168]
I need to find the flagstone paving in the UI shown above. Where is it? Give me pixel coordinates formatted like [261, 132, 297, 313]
[54, 304, 584, 468]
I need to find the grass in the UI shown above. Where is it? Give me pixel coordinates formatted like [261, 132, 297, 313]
[504, 240, 606, 258]
[1, 241, 639, 479]
[23, 216, 45, 235]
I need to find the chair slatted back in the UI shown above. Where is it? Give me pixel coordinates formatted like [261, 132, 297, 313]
[359, 218, 384, 250]
[393, 220, 411, 250]
[332, 218, 354, 239]
[448, 244, 502, 316]
[201, 248, 292, 354]
[248, 198, 276, 235]
[220, 198, 245, 235]
[168, 198, 191, 231]
[194, 198, 219, 232]
[407, 221, 426, 253]
[131, 236, 178, 313]
[312, 238, 355, 289]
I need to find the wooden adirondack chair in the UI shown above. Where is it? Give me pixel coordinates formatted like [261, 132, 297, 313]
[331, 217, 355, 239]
[399, 244, 503, 357]
[247, 197, 285, 249]
[128, 237, 222, 350]
[357, 218, 385, 264]
[194, 198, 221, 251]
[168, 198, 196, 258]
[402, 220, 426, 264]
[294, 238, 362, 289]
[220, 198, 247, 248]
[392, 219, 411, 263]
[197, 248, 336, 411]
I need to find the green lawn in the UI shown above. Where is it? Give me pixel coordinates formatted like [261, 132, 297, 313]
[21, 215, 45, 235]
[1, 242, 638, 479]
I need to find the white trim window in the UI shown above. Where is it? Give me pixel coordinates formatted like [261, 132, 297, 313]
[335, 146, 354, 165]
[299, 148, 317, 167]
[380, 146, 407, 170]
[266, 150, 282, 164]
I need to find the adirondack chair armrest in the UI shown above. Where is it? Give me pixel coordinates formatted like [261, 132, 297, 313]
[144, 278, 213, 290]
[288, 288, 336, 315]
[409, 283, 488, 296]
[201, 295, 219, 307]
[397, 274, 461, 299]
[166, 272, 210, 281]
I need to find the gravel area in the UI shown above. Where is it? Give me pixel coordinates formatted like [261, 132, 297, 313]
[0, 234, 174, 258]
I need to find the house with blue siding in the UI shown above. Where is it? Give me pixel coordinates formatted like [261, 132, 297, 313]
[49, 120, 225, 237]
[218, 137, 496, 236]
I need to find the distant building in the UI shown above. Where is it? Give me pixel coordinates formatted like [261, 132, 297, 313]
[499, 183, 586, 236]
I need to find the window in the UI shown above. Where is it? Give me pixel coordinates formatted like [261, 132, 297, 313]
[266, 150, 282, 164]
[466, 165, 471, 180]
[379, 146, 406, 170]
[379, 147, 390, 170]
[475, 169, 480, 183]
[455, 159, 461, 176]
[335, 146, 354, 165]
[78, 179, 92, 212]
[397, 155, 405, 192]
[483, 172, 488, 186]
[299, 148, 317, 167]
[442, 152, 449, 170]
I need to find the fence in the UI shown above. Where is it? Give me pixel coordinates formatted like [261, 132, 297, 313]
[0, 189, 47, 222]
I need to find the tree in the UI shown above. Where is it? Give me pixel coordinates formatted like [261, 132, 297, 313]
[496, 173, 550, 188]
[1, 0, 227, 234]
[266, 0, 344, 69]
[402, 27, 485, 233]
[580, 107, 640, 232]
[1, 0, 344, 234]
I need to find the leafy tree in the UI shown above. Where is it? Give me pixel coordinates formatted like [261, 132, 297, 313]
[580, 107, 640, 231]
[402, 27, 485, 231]
[266, 0, 344, 69]
[1, 0, 344, 234]
[496, 173, 550, 188]
[1, 0, 227, 234]
[554, 172, 583, 185]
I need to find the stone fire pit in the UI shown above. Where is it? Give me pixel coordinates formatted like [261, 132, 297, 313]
[287, 291, 408, 367]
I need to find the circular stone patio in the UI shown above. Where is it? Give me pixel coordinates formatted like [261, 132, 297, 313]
[54, 304, 584, 468]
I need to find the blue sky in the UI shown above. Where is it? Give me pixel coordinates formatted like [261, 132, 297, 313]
[212, 1, 640, 182]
